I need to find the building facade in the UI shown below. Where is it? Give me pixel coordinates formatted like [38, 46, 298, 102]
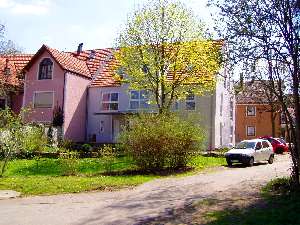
[87, 72, 235, 149]
[2, 43, 235, 149]
[235, 81, 281, 143]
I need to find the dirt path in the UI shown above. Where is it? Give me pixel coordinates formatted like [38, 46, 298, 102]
[0, 154, 291, 225]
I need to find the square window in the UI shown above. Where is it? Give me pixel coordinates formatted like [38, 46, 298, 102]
[110, 103, 119, 111]
[186, 92, 195, 101]
[130, 101, 139, 109]
[130, 91, 139, 99]
[140, 90, 149, 99]
[140, 100, 149, 108]
[186, 102, 195, 110]
[247, 126, 256, 136]
[101, 93, 119, 111]
[110, 93, 118, 101]
[34, 92, 53, 108]
[102, 93, 110, 101]
[246, 106, 256, 116]
[101, 103, 110, 110]
[129, 90, 150, 110]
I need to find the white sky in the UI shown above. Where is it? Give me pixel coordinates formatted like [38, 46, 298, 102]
[0, 0, 215, 53]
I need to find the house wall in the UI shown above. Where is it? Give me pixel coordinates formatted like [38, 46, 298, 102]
[87, 85, 130, 143]
[235, 104, 281, 142]
[213, 76, 235, 149]
[10, 93, 23, 114]
[63, 72, 91, 142]
[87, 82, 235, 148]
[23, 51, 65, 123]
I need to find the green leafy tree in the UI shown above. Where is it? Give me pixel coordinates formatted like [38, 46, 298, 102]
[115, 0, 222, 113]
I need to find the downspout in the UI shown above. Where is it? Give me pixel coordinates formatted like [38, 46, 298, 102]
[209, 93, 214, 152]
[85, 87, 89, 142]
[62, 71, 67, 140]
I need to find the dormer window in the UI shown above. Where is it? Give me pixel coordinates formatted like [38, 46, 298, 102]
[38, 58, 53, 80]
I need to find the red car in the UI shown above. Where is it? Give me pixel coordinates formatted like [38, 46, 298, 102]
[260, 136, 289, 154]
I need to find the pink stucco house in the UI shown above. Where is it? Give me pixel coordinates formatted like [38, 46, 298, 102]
[22, 44, 114, 142]
[2, 42, 235, 148]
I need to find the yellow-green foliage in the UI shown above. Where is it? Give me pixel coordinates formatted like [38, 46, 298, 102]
[114, 0, 222, 112]
[119, 113, 206, 170]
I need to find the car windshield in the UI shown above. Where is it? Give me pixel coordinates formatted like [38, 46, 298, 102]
[236, 141, 256, 149]
[277, 138, 286, 145]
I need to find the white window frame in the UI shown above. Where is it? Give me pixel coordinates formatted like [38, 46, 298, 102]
[37, 57, 54, 81]
[101, 92, 119, 111]
[246, 105, 256, 116]
[129, 90, 150, 110]
[185, 92, 196, 111]
[246, 126, 256, 137]
[33, 91, 54, 109]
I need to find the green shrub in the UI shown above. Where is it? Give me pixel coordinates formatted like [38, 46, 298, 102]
[100, 145, 117, 172]
[21, 125, 48, 153]
[58, 151, 79, 176]
[119, 113, 205, 171]
[59, 139, 74, 150]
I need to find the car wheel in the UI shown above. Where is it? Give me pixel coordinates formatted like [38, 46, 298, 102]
[268, 155, 274, 164]
[248, 157, 254, 167]
[226, 159, 232, 167]
[276, 148, 283, 154]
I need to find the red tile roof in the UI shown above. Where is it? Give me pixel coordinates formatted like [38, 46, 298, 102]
[24, 45, 91, 78]
[0, 54, 33, 87]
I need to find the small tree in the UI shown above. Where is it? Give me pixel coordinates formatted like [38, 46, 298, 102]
[115, 0, 222, 113]
[0, 108, 24, 176]
[119, 113, 205, 171]
[0, 108, 48, 176]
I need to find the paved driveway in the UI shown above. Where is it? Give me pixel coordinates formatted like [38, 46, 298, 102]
[0, 154, 291, 225]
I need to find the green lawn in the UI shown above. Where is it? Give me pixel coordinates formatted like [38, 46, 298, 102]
[204, 177, 300, 225]
[0, 155, 226, 196]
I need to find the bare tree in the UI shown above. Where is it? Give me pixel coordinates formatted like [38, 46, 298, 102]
[0, 24, 20, 55]
[211, 0, 300, 186]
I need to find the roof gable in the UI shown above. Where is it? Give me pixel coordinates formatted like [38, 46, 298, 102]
[24, 45, 91, 78]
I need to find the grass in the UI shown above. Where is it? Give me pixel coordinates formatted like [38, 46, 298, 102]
[0, 155, 226, 196]
[204, 177, 300, 225]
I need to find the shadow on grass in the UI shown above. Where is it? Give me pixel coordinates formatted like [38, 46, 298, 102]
[140, 178, 300, 225]
[6, 158, 194, 177]
[203, 191, 300, 225]
[95, 166, 194, 177]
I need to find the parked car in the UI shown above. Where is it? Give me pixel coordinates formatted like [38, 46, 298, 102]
[260, 136, 289, 154]
[225, 139, 274, 167]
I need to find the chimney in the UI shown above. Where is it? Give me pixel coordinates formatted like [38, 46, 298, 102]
[4, 58, 11, 76]
[77, 43, 83, 55]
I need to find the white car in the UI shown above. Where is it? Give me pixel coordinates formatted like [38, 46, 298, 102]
[225, 139, 274, 167]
